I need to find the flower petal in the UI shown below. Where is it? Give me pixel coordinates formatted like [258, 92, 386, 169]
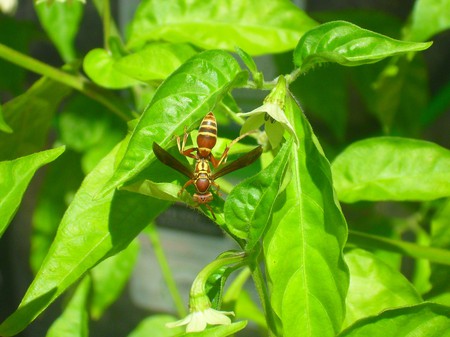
[165, 314, 192, 328]
[203, 309, 234, 325]
[186, 311, 208, 332]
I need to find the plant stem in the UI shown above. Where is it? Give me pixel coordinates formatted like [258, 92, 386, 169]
[146, 223, 187, 317]
[0, 42, 133, 120]
[250, 247, 279, 337]
[102, 0, 111, 48]
[348, 230, 450, 266]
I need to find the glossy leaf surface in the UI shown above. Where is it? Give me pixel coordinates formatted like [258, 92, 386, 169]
[343, 249, 421, 328]
[101, 50, 246, 197]
[263, 92, 348, 337]
[332, 137, 450, 203]
[46, 276, 90, 337]
[0, 146, 65, 237]
[115, 43, 198, 82]
[0, 140, 167, 336]
[127, 0, 317, 55]
[340, 303, 450, 337]
[294, 21, 432, 73]
[224, 138, 291, 250]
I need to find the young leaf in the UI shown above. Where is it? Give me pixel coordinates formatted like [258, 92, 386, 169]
[339, 303, 450, 337]
[127, 315, 182, 337]
[0, 146, 65, 238]
[331, 137, 450, 203]
[127, 0, 317, 55]
[263, 93, 348, 337]
[46, 276, 90, 337]
[115, 43, 198, 82]
[404, 0, 450, 42]
[35, 0, 84, 62]
[343, 248, 421, 329]
[100, 50, 246, 197]
[0, 77, 71, 160]
[83, 48, 142, 89]
[90, 239, 140, 319]
[294, 21, 432, 73]
[0, 139, 168, 336]
[224, 138, 292, 250]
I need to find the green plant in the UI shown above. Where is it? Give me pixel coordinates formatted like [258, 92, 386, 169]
[1, 1, 450, 336]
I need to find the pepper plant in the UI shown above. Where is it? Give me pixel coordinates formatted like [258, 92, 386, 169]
[0, 1, 450, 337]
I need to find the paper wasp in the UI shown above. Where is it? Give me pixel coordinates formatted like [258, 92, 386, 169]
[153, 112, 262, 219]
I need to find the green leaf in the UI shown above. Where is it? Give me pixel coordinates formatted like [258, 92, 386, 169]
[332, 137, 450, 203]
[115, 43, 198, 81]
[235, 47, 263, 87]
[46, 276, 90, 337]
[343, 248, 421, 329]
[0, 104, 12, 133]
[339, 303, 450, 337]
[0, 146, 65, 238]
[224, 138, 292, 250]
[180, 320, 247, 337]
[0, 139, 168, 336]
[35, 0, 84, 62]
[294, 21, 432, 73]
[90, 239, 140, 319]
[127, 315, 182, 337]
[263, 92, 349, 337]
[83, 48, 142, 89]
[0, 77, 71, 160]
[127, 0, 317, 55]
[30, 150, 84, 273]
[100, 50, 246, 197]
[405, 0, 450, 42]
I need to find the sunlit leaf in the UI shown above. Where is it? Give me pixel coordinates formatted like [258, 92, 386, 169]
[344, 248, 421, 329]
[0, 146, 65, 238]
[340, 303, 450, 337]
[179, 320, 247, 337]
[263, 92, 348, 337]
[100, 50, 246, 198]
[127, 315, 182, 337]
[332, 137, 450, 203]
[294, 21, 432, 73]
[127, 0, 317, 55]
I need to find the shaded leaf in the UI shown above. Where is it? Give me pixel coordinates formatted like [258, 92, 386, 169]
[224, 138, 291, 250]
[127, 0, 317, 55]
[332, 137, 450, 203]
[0, 146, 65, 238]
[35, 0, 84, 62]
[343, 248, 421, 329]
[0, 103, 12, 133]
[263, 92, 348, 337]
[294, 21, 432, 73]
[46, 276, 90, 337]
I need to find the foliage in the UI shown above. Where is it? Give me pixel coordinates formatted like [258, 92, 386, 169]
[0, 0, 449, 336]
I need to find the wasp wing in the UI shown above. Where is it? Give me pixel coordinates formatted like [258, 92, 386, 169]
[153, 142, 193, 179]
[213, 146, 262, 180]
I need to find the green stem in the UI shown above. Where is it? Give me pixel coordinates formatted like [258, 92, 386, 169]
[0, 43, 132, 120]
[102, 0, 111, 48]
[146, 223, 187, 317]
[348, 230, 450, 266]
[251, 262, 278, 337]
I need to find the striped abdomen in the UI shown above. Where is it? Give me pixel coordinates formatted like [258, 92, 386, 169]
[197, 112, 217, 158]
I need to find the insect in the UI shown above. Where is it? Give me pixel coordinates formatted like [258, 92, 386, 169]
[153, 112, 262, 219]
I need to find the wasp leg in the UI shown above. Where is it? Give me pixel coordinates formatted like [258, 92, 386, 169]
[177, 126, 198, 159]
[179, 179, 194, 196]
[214, 130, 258, 168]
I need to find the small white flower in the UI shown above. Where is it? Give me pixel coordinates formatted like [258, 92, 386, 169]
[0, 0, 17, 15]
[166, 308, 234, 332]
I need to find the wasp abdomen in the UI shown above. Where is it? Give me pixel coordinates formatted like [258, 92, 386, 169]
[197, 112, 217, 157]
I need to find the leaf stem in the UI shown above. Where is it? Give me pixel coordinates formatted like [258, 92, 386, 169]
[0, 42, 133, 120]
[250, 247, 279, 337]
[145, 223, 187, 317]
[348, 230, 450, 266]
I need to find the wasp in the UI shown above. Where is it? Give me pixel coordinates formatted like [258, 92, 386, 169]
[153, 112, 262, 219]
